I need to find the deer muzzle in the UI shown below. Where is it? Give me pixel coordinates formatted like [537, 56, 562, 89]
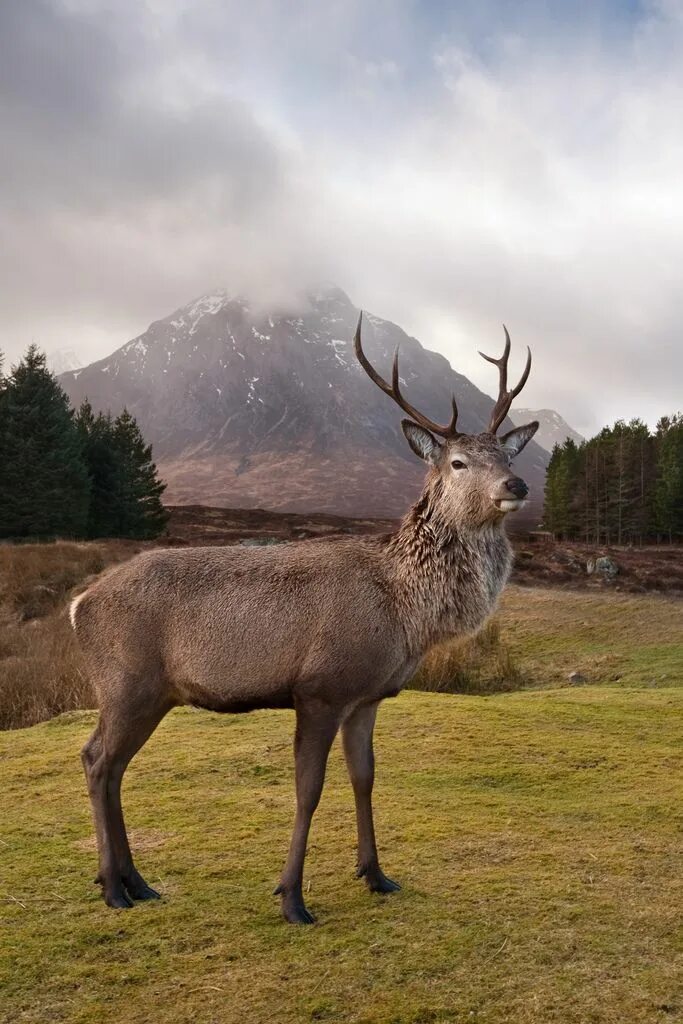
[493, 476, 528, 513]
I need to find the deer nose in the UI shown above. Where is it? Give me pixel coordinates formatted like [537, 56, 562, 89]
[506, 477, 528, 499]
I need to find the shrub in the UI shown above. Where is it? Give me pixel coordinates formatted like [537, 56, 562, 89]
[408, 619, 526, 695]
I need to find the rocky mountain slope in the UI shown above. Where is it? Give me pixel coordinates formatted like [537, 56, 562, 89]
[60, 286, 550, 520]
[512, 408, 584, 452]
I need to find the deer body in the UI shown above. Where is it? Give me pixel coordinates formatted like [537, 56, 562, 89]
[74, 317, 538, 923]
[76, 501, 511, 712]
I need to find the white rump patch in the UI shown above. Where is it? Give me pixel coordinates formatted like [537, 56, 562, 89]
[69, 591, 88, 628]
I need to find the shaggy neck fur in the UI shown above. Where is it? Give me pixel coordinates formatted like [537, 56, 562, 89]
[386, 473, 512, 654]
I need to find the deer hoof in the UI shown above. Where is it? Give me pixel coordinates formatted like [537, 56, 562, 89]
[103, 884, 135, 909]
[123, 871, 161, 901]
[132, 884, 161, 901]
[358, 866, 401, 894]
[274, 882, 317, 924]
[282, 901, 316, 925]
[370, 875, 401, 894]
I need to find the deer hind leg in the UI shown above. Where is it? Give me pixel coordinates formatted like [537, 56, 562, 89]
[274, 700, 341, 924]
[342, 702, 400, 894]
[81, 686, 172, 909]
[81, 722, 128, 907]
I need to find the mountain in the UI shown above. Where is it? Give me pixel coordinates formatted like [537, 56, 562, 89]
[511, 408, 584, 453]
[59, 286, 548, 521]
[46, 348, 82, 376]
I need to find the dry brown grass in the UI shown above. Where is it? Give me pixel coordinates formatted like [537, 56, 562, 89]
[410, 619, 525, 695]
[0, 540, 140, 729]
[0, 614, 91, 731]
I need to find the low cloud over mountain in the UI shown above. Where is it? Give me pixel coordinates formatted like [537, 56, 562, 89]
[60, 286, 552, 520]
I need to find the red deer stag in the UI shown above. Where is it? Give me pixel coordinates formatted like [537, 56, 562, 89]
[72, 316, 538, 923]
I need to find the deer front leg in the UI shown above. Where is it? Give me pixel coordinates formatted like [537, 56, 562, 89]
[342, 702, 400, 894]
[275, 701, 340, 924]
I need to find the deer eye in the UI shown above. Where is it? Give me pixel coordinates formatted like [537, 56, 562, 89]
[451, 459, 467, 470]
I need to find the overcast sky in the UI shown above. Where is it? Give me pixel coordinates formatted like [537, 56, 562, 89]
[1, 0, 682, 435]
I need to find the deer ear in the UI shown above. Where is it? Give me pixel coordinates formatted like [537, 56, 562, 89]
[500, 421, 539, 457]
[401, 420, 442, 464]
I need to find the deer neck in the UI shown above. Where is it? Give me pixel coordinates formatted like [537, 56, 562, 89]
[387, 477, 513, 653]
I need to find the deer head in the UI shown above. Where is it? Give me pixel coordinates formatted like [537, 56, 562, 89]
[354, 315, 539, 527]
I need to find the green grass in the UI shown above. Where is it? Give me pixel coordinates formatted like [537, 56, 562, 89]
[499, 586, 683, 687]
[1, 688, 681, 1024]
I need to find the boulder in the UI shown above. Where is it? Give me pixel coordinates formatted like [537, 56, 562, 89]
[586, 555, 619, 577]
[568, 671, 587, 685]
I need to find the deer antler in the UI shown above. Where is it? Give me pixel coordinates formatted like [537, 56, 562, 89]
[479, 326, 532, 434]
[354, 313, 459, 438]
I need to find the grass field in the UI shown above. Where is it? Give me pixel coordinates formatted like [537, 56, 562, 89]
[1, 687, 681, 1024]
[498, 586, 683, 688]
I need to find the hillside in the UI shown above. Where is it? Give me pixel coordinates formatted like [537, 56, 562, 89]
[59, 287, 550, 520]
[511, 407, 584, 451]
[1, 688, 680, 1024]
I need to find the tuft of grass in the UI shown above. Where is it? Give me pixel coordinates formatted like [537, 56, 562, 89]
[410, 620, 525, 695]
[0, 688, 681, 1024]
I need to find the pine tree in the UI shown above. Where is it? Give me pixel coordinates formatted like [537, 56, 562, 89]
[542, 414, 682, 545]
[0, 346, 90, 538]
[542, 444, 561, 536]
[110, 408, 168, 538]
[542, 439, 581, 538]
[75, 401, 121, 538]
[653, 415, 683, 542]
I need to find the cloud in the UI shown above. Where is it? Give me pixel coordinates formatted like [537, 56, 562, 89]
[1, 0, 682, 434]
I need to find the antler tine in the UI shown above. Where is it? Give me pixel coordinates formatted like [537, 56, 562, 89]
[479, 325, 532, 434]
[354, 312, 459, 438]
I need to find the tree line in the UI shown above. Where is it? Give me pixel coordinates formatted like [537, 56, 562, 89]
[543, 415, 683, 544]
[0, 346, 167, 540]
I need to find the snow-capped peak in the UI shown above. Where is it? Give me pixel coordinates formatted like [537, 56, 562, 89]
[186, 291, 230, 319]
